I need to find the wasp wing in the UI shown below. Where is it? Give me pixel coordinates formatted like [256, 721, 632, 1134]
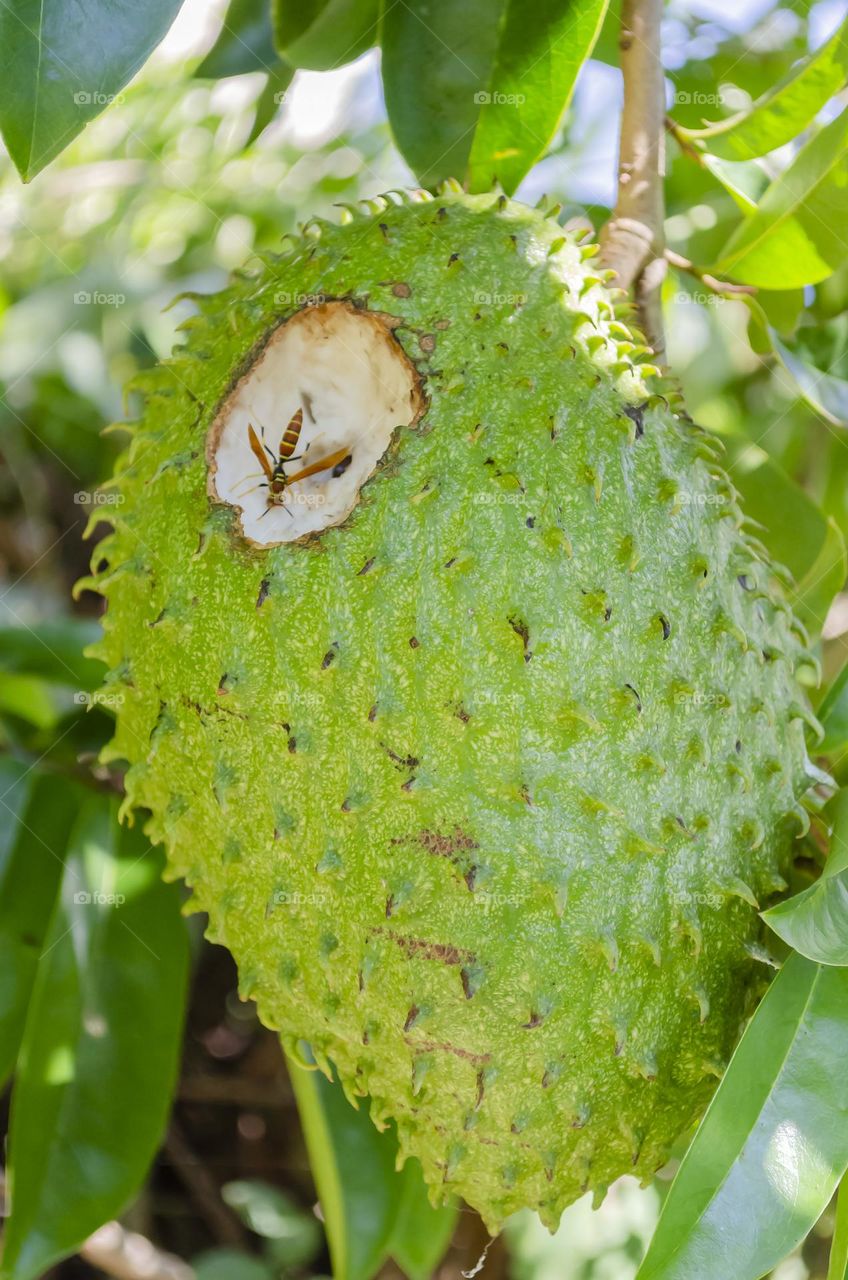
[286, 448, 351, 485]
[247, 423, 274, 481]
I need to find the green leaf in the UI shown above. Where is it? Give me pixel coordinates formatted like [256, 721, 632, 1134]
[466, 0, 610, 194]
[0, 620, 103, 691]
[830, 1175, 848, 1280]
[700, 153, 767, 214]
[0, 767, 81, 1086]
[713, 108, 848, 288]
[197, 0, 280, 77]
[381, 0, 607, 193]
[287, 1054, 456, 1280]
[196, 0, 294, 144]
[727, 446, 846, 636]
[636, 952, 848, 1280]
[0, 0, 186, 182]
[677, 16, 848, 161]
[221, 1180, 321, 1268]
[763, 790, 848, 966]
[247, 67, 294, 143]
[0, 673, 64, 730]
[193, 1252, 275, 1280]
[0, 797, 189, 1280]
[274, 0, 379, 72]
[770, 328, 848, 427]
[387, 1168, 459, 1280]
[820, 663, 848, 756]
[793, 516, 847, 639]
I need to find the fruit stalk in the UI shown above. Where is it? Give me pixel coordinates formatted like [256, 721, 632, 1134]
[600, 0, 667, 358]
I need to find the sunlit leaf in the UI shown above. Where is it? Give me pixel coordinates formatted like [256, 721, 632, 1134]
[677, 16, 848, 161]
[0, 797, 189, 1280]
[466, 0, 610, 194]
[0, 0, 186, 182]
[700, 152, 767, 214]
[829, 1175, 848, 1280]
[382, 0, 607, 193]
[636, 953, 848, 1280]
[713, 109, 848, 288]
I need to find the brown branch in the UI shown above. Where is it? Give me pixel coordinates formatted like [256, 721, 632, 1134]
[665, 248, 758, 298]
[81, 1221, 194, 1280]
[599, 0, 667, 359]
[164, 1122, 248, 1247]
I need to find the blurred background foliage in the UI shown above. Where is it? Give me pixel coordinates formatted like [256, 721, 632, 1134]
[0, 0, 847, 1276]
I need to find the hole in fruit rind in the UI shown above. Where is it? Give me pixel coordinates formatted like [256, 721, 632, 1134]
[207, 300, 425, 547]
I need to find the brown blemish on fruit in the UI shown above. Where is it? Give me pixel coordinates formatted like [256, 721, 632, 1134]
[407, 1038, 491, 1065]
[373, 927, 473, 967]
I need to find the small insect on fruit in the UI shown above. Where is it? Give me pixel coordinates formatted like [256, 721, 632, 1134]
[242, 408, 351, 518]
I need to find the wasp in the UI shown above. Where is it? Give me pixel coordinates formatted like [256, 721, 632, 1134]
[238, 408, 352, 517]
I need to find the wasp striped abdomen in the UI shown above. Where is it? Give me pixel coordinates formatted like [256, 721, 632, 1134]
[279, 408, 304, 460]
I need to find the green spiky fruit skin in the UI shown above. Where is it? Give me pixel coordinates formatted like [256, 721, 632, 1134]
[87, 190, 817, 1232]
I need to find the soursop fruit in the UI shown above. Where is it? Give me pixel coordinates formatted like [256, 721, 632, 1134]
[84, 188, 820, 1231]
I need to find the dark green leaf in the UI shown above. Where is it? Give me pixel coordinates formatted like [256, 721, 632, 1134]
[0, 767, 81, 1086]
[466, 0, 610, 194]
[382, 0, 607, 193]
[274, 0, 379, 72]
[381, 0, 505, 188]
[195, 0, 294, 144]
[387, 1166, 458, 1280]
[0, 797, 189, 1280]
[677, 16, 848, 161]
[287, 1054, 456, 1280]
[636, 953, 848, 1280]
[197, 0, 280, 77]
[714, 108, 848, 288]
[247, 66, 295, 144]
[763, 790, 848, 966]
[0, 0, 186, 182]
